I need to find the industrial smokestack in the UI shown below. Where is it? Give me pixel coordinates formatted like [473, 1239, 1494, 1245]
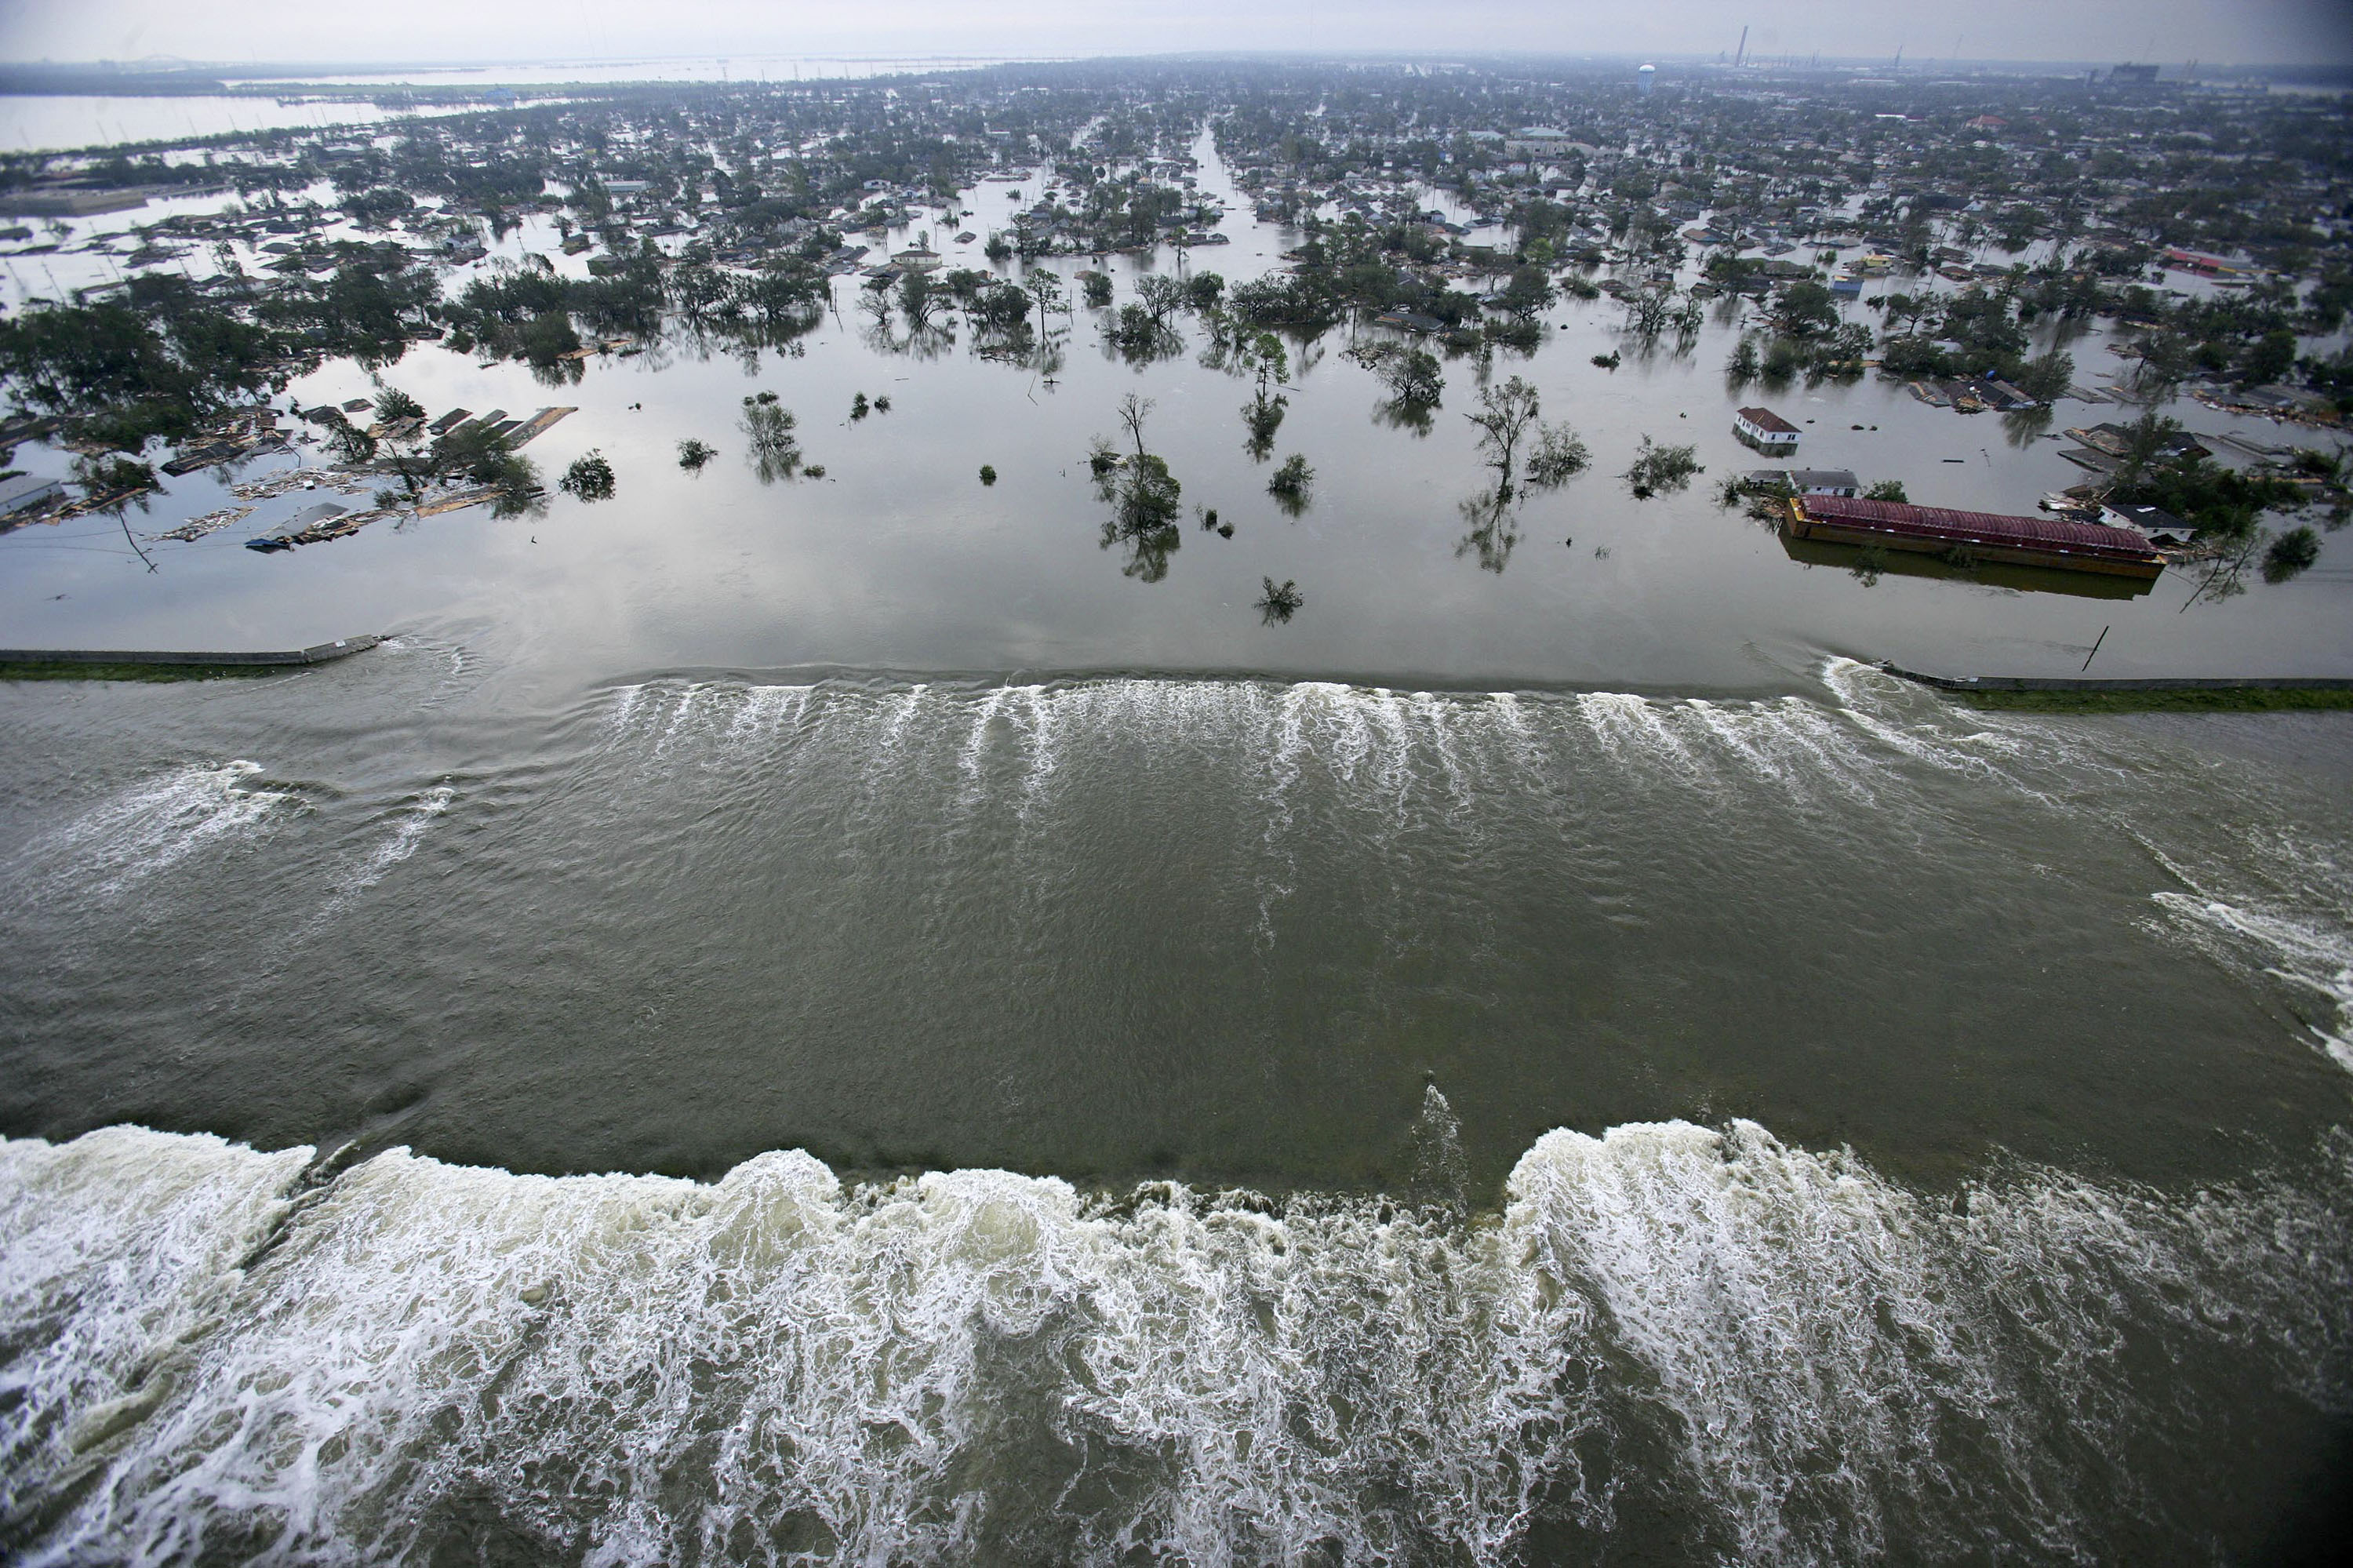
[1735, 25, 1748, 68]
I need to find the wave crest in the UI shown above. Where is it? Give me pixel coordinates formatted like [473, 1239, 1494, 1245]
[3, 1119, 2346, 1565]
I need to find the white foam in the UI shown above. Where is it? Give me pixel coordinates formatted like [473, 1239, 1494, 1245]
[724, 683, 814, 741]
[3, 1121, 2344, 1565]
[361, 786, 453, 882]
[2155, 891, 2353, 1072]
[1012, 685, 1063, 820]
[586, 675, 2025, 833]
[9, 762, 293, 904]
[0, 1128, 312, 1535]
[303, 786, 457, 932]
[1577, 692, 1705, 787]
[955, 686, 1011, 808]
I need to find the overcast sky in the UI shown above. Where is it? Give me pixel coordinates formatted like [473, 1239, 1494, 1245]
[2, 0, 2347, 69]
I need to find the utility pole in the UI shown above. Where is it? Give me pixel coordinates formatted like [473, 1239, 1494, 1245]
[2082, 625, 2109, 671]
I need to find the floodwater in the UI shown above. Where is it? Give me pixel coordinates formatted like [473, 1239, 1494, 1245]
[3, 129, 2352, 1564]
[4, 134, 2347, 688]
[0, 96, 472, 155]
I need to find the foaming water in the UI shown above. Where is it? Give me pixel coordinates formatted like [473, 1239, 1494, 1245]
[301, 785, 458, 931]
[4, 667, 2353, 1558]
[1, 1116, 2345, 1564]
[1, 761, 293, 907]
[2151, 831, 2353, 1073]
[349, 785, 454, 887]
[585, 660, 2083, 839]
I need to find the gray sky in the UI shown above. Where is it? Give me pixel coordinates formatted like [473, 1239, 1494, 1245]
[2, 0, 2347, 68]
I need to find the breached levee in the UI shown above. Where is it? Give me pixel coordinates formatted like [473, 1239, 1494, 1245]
[2, 1116, 2347, 1565]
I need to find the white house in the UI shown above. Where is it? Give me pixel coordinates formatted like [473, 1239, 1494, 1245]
[1733, 406, 1800, 452]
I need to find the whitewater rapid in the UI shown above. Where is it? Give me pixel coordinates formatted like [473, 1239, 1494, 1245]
[5, 660, 2353, 1561]
[2, 1107, 2348, 1566]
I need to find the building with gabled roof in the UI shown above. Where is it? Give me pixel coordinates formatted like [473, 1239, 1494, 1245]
[1733, 406, 1800, 451]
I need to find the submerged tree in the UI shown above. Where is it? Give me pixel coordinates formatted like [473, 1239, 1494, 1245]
[899, 271, 944, 333]
[1267, 453, 1315, 514]
[1115, 395, 1154, 463]
[1624, 438, 1704, 499]
[71, 453, 157, 502]
[366, 386, 442, 506]
[1466, 376, 1587, 502]
[373, 386, 425, 426]
[560, 449, 616, 502]
[1455, 484, 1519, 573]
[2263, 524, 2320, 583]
[1525, 424, 1592, 490]
[1256, 577, 1305, 624]
[1466, 377, 1541, 493]
[1108, 304, 1180, 363]
[1352, 340, 1444, 416]
[1237, 330, 1292, 459]
[740, 391, 803, 482]
[1623, 285, 1683, 341]
[321, 409, 379, 467]
[1726, 336, 1762, 387]
[1093, 395, 1184, 581]
[677, 438, 717, 472]
[1023, 269, 1067, 321]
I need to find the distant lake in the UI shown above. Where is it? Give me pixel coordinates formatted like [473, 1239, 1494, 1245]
[0, 94, 456, 153]
[0, 59, 1072, 154]
[243, 54, 1065, 89]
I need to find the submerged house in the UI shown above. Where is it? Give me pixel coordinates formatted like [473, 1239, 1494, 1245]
[2100, 501, 2193, 548]
[2163, 247, 2245, 278]
[1733, 406, 1801, 452]
[0, 473, 64, 518]
[1750, 467, 1859, 497]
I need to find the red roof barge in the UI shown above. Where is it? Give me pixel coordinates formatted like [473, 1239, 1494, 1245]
[1784, 495, 2166, 580]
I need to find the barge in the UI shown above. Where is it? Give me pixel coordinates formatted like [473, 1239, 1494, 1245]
[1783, 495, 2166, 580]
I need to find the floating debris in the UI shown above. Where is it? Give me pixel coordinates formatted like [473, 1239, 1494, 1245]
[228, 465, 373, 502]
[505, 407, 577, 447]
[413, 486, 505, 518]
[245, 504, 398, 551]
[150, 505, 253, 544]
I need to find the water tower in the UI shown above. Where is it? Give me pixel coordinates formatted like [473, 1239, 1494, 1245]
[1637, 63, 1657, 96]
